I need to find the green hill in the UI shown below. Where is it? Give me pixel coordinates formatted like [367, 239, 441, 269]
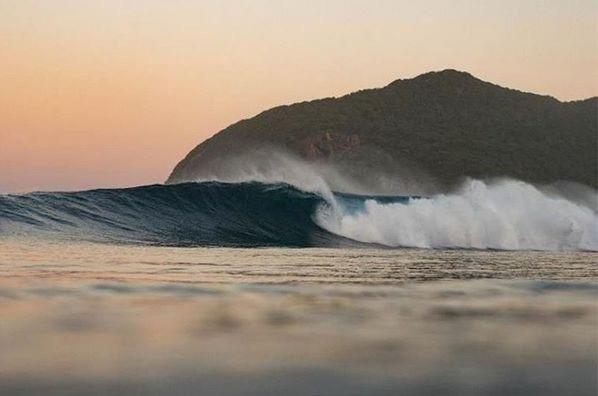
[167, 70, 597, 193]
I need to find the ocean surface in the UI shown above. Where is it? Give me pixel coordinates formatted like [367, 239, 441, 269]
[1, 181, 597, 395]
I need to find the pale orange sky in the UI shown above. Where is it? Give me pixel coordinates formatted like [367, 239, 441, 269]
[1, 0, 596, 193]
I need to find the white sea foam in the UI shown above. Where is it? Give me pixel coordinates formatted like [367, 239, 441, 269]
[185, 150, 597, 251]
[317, 179, 598, 251]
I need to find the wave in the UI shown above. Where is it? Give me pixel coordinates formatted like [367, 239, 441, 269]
[0, 182, 342, 247]
[319, 179, 598, 251]
[1, 180, 596, 250]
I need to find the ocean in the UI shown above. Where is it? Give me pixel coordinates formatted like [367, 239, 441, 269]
[1, 180, 596, 395]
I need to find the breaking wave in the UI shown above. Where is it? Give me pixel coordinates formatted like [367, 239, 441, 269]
[0, 179, 596, 251]
[318, 179, 597, 251]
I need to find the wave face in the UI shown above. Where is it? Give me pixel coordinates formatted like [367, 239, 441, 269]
[0, 182, 341, 247]
[1, 180, 596, 251]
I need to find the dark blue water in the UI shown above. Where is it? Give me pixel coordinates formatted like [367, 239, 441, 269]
[0, 182, 409, 247]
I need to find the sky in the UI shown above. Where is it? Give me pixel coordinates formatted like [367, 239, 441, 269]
[1, 0, 597, 193]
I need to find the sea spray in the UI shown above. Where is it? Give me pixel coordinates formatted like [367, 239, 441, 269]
[316, 179, 598, 251]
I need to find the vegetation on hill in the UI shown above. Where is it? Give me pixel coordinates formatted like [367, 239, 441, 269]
[167, 70, 597, 193]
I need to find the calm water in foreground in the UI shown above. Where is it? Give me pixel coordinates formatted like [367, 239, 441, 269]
[1, 239, 596, 395]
